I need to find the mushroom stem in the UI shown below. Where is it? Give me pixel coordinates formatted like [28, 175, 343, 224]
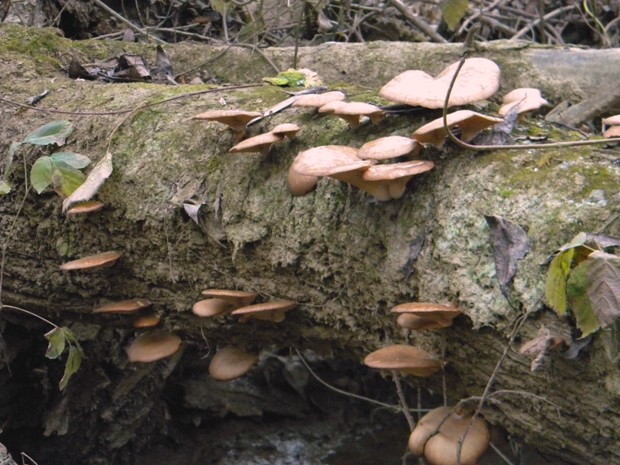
[392, 369, 416, 432]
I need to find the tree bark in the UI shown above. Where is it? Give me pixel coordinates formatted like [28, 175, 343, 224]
[1, 24, 620, 465]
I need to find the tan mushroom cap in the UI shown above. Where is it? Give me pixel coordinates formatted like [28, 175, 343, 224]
[499, 88, 548, 116]
[360, 160, 435, 200]
[379, 58, 501, 109]
[332, 101, 385, 128]
[409, 406, 490, 465]
[292, 145, 372, 178]
[363, 344, 442, 377]
[208, 346, 259, 381]
[192, 298, 235, 317]
[604, 126, 620, 138]
[288, 161, 320, 196]
[133, 314, 161, 328]
[192, 109, 262, 132]
[292, 91, 346, 108]
[94, 298, 152, 314]
[396, 313, 454, 330]
[318, 100, 348, 114]
[66, 200, 105, 215]
[231, 300, 298, 323]
[229, 132, 283, 155]
[60, 251, 122, 271]
[127, 330, 182, 363]
[391, 302, 462, 320]
[412, 110, 503, 148]
[270, 123, 301, 139]
[200, 289, 258, 307]
[602, 114, 620, 126]
[358, 136, 421, 160]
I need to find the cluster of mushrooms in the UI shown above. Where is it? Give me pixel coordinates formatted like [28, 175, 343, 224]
[192, 57, 553, 203]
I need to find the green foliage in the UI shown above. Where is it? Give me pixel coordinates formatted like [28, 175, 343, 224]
[545, 233, 620, 337]
[45, 326, 84, 390]
[441, 0, 468, 31]
[23, 120, 73, 146]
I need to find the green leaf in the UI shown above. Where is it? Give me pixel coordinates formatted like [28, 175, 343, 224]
[59, 344, 82, 391]
[263, 70, 306, 87]
[545, 248, 574, 315]
[51, 152, 91, 170]
[210, 0, 229, 15]
[0, 180, 11, 195]
[586, 250, 620, 329]
[52, 161, 86, 197]
[567, 260, 599, 337]
[24, 120, 73, 147]
[441, 0, 468, 31]
[30, 156, 54, 193]
[44, 327, 66, 360]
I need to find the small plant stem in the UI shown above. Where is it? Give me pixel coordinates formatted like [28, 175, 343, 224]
[391, 369, 415, 431]
[1, 304, 58, 329]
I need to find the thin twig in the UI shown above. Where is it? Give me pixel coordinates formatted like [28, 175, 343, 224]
[387, 0, 447, 43]
[1, 304, 58, 329]
[92, 0, 167, 44]
[392, 369, 416, 431]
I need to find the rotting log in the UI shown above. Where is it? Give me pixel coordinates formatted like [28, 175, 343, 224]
[1, 24, 620, 465]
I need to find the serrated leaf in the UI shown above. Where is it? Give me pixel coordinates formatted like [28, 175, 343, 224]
[51, 152, 91, 169]
[53, 161, 86, 197]
[30, 156, 54, 193]
[567, 260, 599, 337]
[0, 180, 11, 194]
[62, 152, 113, 213]
[44, 327, 67, 360]
[24, 120, 73, 147]
[59, 344, 82, 390]
[441, 0, 468, 31]
[586, 250, 620, 328]
[545, 248, 574, 315]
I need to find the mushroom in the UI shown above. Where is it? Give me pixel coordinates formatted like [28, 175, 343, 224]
[93, 298, 152, 314]
[318, 100, 348, 114]
[126, 330, 182, 363]
[408, 406, 490, 465]
[229, 131, 283, 155]
[363, 344, 442, 377]
[60, 251, 122, 271]
[66, 200, 105, 215]
[192, 109, 262, 140]
[379, 58, 501, 109]
[331, 101, 385, 128]
[412, 110, 503, 148]
[361, 160, 434, 200]
[292, 91, 346, 109]
[133, 314, 161, 329]
[287, 159, 320, 196]
[358, 136, 422, 160]
[208, 346, 259, 381]
[200, 289, 258, 307]
[602, 115, 620, 138]
[499, 88, 548, 117]
[391, 302, 462, 330]
[192, 298, 235, 318]
[231, 300, 298, 323]
[270, 123, 301, 140]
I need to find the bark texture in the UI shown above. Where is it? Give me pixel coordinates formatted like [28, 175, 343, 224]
[1, 24, 620, 465]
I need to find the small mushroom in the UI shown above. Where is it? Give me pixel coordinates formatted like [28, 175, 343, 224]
[93, 298, 152, 314]
[408, 406, 490, 465]
[292, 91, 346, 109]
[192, 298, 235, 318]
[331, 101, 385, 128]
[200, 289, 258, 307]
[358, 136, 422, 160]
[192, 109, 262, 140]
[412, 110, 503, 148]
[229, 132, 283, 155]
[66, 200, 105, 215]
[363, 344, 442, 377]
[499, 88, 548, 117]
[391, 302, 462, 330]
[208, 346, 259, 381]
[361, 160, 434, 200]
[126, 330, 182, 363]
[270, 123, 301, 140]
[231, 300, 298, 323]
[379, 58, 501, 109]
[133, 314, 161, 329]
[60, 251, 122, 271]
[602, 115, 620, 138]
[318, 100, 348, 114]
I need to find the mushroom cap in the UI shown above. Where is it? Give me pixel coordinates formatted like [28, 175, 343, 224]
[602, 114, 620, 126]
[396, 313, 454, 330]
[93, 298, 152, 314]
[200, 289, 258, 307]
[192, 298, 235, 317]
[362, 160, 434, 181]
[358, 136, 421, 160]
[231, 300, 298, 323]
[412, 110, 503, 148]
[66, 200, 105, 215]
[363, 344, 442, 377]
[391, 302, 462, 320]
[229, 132, 283, 154]
[332, 102, 385, 127]
[292, 91, 346, 108]
[133, 314, 161, 328]
[292, 145, 372, 177]
[604, 125, 620, 138]
[60, 251, 122, 271]
[379, 58, 501, 109]
[409, 406, 490, 465]
[318, 100, 348, 114]
[192, 109, 262, 131]
[288, 162, 320, 196]
[499, 87, 548, 116]
[270, 123, 301, 139]
[127, 330, 182, 363]
[208, 346, 259, 381]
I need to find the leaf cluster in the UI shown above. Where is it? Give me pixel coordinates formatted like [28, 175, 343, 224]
[44, 326, 84, 391]
[545, 232, 620, 337]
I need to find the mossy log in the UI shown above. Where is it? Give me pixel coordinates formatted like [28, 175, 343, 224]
[1, 24, 620, 465]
